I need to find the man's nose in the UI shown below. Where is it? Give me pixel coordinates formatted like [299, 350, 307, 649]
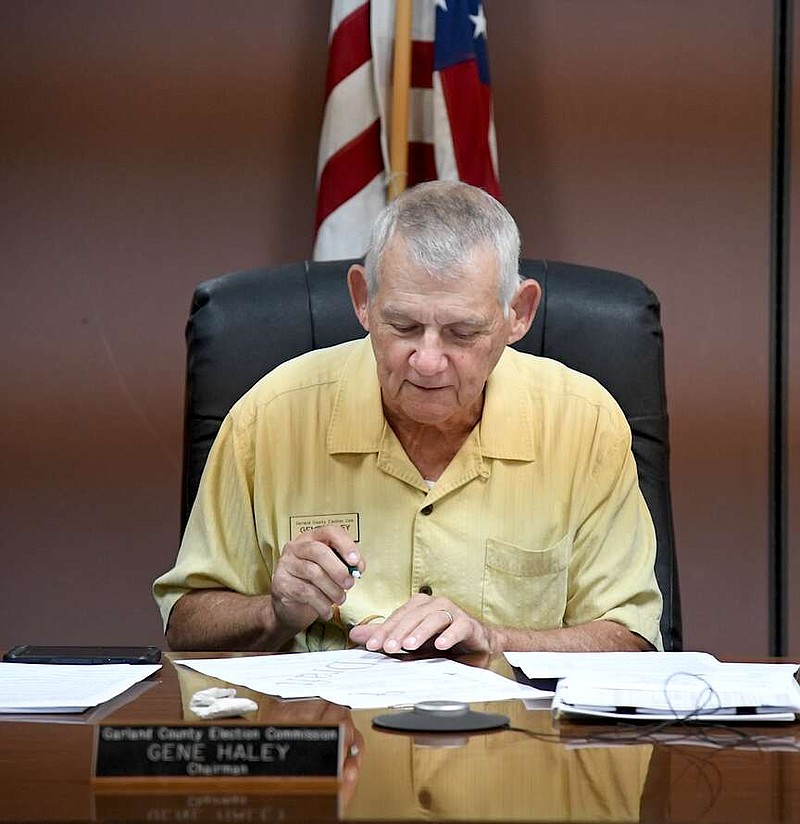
[409, 331, 447, 375]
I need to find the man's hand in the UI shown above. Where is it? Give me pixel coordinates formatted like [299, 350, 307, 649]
[164, 526, 365, 652]
[271, 525, 365, 635]
[346, 593, 652, 655]
[272, 525, 365, 633]
[348, 593, 494, 654]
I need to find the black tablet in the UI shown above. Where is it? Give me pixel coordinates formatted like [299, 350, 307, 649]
[2, 645, 161, 664]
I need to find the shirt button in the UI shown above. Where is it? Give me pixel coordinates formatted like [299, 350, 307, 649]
[420, 504, 434, 515]
[418, 584, 433, 596]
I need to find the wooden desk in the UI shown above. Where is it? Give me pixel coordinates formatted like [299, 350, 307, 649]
[1, 653, 799, 823]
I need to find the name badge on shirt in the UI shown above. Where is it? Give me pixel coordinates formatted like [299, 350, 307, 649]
[289, 513, 360, 542]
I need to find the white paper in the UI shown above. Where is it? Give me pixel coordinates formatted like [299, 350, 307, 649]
[505, 652, 800, 722]
[555, 706, 797, 723]
[504, 650, 721, 680]
[550, 661, 800, 722]
[0, 662, 162, 713]
[556, 670, 800, 710]
[175, 649, 551, 709]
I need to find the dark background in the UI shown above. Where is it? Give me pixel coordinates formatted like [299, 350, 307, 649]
[1, 1, 798, 657]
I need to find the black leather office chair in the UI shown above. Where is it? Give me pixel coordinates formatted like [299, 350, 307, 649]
[180, 259, 682, 650]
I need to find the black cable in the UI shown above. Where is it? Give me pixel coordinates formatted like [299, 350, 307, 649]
[504, 672, 800, 753]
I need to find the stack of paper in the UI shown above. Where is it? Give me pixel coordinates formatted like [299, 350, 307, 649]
[0, 662, 162, 714]
[505, 652, 800, 722]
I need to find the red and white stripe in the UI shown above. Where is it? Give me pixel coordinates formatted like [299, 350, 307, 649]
[313, 1, 388, 261]
[313, 0, 500, 261]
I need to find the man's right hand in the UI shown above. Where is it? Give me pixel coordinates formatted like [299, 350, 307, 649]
[270, 525, 365, 634]
[164, 526, 365, 651]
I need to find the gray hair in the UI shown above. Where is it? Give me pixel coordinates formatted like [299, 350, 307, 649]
[362, 181, 521, 312]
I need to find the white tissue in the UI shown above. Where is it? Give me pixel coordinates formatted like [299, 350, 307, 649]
[189, 687, 258, 719]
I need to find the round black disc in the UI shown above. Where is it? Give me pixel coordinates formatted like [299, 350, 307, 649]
[373, 708, 509, 733]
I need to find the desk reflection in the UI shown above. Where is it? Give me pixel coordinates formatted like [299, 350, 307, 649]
[344, 702, 653, 822]
[174, 658, 654, 822]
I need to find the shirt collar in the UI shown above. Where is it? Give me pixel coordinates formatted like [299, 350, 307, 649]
[328, 337, 385, 454]
[479, 348, 537, 462]
[328, 339, 536, 462]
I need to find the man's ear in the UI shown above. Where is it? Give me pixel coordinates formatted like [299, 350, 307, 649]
[506, 278, 542, 345]
[347, 264, 370, 331]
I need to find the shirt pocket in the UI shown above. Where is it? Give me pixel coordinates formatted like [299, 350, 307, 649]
[482, 534, 571, 629]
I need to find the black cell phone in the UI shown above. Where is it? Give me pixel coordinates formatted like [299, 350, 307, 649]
[2, 645, 161, 665]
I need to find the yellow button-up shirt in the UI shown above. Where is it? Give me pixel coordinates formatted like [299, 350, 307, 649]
[154, 337, 662, 650]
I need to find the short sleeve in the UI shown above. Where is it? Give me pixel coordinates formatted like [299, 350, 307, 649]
[152, 409, 273, 630]
[565, 405, 663, 650]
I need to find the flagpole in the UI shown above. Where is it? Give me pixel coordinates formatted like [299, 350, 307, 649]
[387, 0, 413, 200]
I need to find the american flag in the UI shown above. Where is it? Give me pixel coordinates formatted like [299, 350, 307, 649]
[313, 0, 501, 261]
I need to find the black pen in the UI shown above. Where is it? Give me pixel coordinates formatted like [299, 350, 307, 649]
[334, 549, 361, 579]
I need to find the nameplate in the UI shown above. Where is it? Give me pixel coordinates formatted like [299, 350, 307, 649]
[93, 724, 340, 780]
[289, 513, 360, 542]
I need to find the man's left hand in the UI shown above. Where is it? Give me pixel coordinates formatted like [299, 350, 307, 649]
[348, 593, 494, 654]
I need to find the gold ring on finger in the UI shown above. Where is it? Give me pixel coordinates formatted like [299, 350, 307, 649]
[438, 608, 454, 626]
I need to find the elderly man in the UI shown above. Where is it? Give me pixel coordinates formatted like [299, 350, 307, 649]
[154, 181, 662, 653]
